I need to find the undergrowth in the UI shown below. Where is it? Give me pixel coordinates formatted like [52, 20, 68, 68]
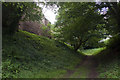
[95, 48, 119, 78]
[97, 58, 119, 78]
[2, 30, 83, 78]
[96, 34, 120, 78]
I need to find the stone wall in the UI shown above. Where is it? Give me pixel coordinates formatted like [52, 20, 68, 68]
[19, 18, 51, 38]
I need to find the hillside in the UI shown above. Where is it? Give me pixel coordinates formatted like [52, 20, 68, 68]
[95, 47, 119, 78]
[2, 30, 84, 78]
[2, 2, 120, 79]
[2, 30, 119, 78]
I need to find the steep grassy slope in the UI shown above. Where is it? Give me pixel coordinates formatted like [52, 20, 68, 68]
[2, 30, 84, 78]
[95, 48, 119, 78]
[97, 58, 119, 78]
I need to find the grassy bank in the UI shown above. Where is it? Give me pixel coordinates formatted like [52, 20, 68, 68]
[2, 30, 84, 78]
[2, 30, 119, 78]
[95, 48, 119, 78]
[97, 58, 119, 78]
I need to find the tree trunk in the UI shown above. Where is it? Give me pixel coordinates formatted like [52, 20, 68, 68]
[74, 42, 82, 52]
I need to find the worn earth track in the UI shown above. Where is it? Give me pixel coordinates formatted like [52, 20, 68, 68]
[63, 56, 99, 78]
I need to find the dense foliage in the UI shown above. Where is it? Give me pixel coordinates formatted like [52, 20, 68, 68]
[2, 2, 42, 34]
[2, 30, 83, 78]
[54, 2, 108, 51]
[98, 2, 120, 35]
[2, 1, 120, 78]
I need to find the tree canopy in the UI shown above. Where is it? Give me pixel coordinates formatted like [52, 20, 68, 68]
[2, 2, 120, 51]
[54, 2, 109, 51]
[2, 2, 43, 34]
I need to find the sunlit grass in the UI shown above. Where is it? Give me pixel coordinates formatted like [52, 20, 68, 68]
[80, 47, 106, 56]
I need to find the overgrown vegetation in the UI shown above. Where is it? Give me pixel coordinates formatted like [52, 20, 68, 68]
[94, 36, 120, 78]
[2, 2, 42, 34]
[2, 30, 83, 78]
[97, 58, 119, 78]
[2, 1, 120, 78]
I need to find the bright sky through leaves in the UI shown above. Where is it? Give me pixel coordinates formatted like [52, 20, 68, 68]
[36, 2, 109, 24]
[42, 7, 58, 24]
[37, 3, 58, 24]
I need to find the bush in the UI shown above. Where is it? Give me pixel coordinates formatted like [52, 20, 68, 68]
[107, 34, 120, 50]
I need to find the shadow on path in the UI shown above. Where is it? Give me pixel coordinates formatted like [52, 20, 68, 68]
[63, 56, 99, 78]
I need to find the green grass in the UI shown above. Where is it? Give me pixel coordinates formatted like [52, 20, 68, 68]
[97, 58, 119, 78]
[2, 30, 83, 78]
[70, 66, 89, 78]
[3, 30, 119, 78]
[80, 47, 106, 56]
[94, 48, 119, 78]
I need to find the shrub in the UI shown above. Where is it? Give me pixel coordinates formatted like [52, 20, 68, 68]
[107, 34, 120, 50]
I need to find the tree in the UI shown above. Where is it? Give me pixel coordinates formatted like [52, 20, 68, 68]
[96, 2, 120, 35]
[55, 2, 104, 51]
[2, 2, 42, 35]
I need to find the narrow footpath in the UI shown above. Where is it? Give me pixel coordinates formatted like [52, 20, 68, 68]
[63, 56, 99, 78]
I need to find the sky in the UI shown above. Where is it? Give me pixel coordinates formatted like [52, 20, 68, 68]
[42, 7, 58, 24]
[38, 3, 59, 24]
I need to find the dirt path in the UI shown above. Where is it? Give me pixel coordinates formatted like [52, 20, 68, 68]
[63, 56, 99, 78]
